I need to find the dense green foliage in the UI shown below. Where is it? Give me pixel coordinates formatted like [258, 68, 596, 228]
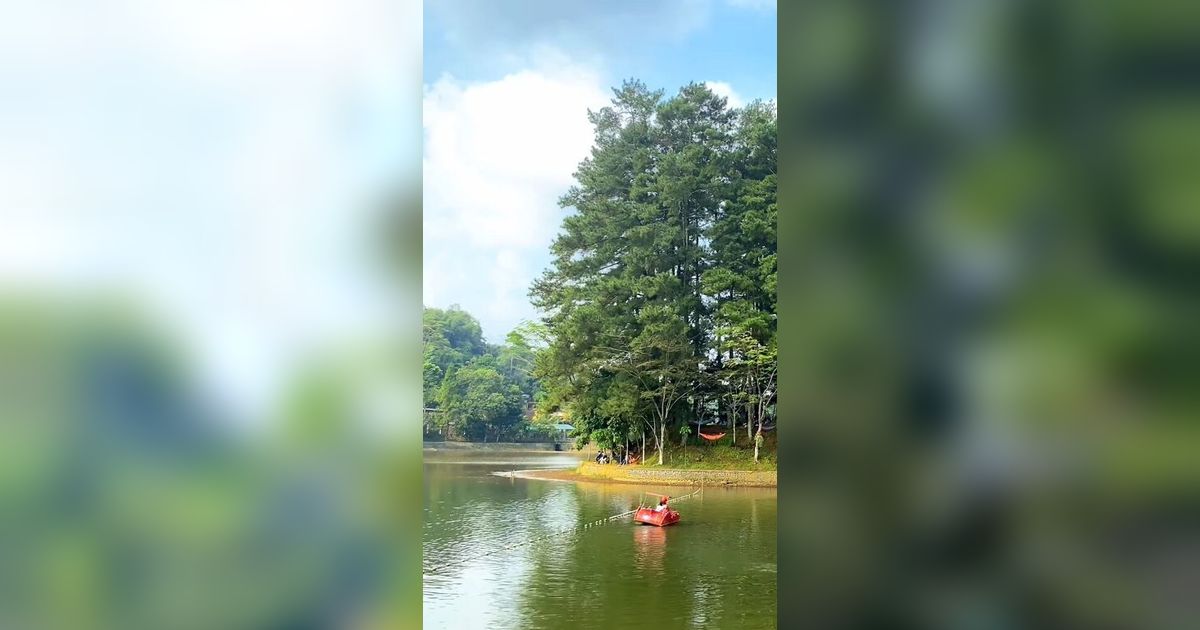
[530, 81, 777, 463]
[422, 306, 545, 441]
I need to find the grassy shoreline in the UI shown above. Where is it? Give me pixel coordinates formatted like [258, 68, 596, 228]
[626, 443, 777, 471]
[574, 461, 776, 487]
[504, 461, 777, 488]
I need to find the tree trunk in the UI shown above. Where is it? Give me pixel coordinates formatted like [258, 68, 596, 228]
[753, 402, 765, 463]
[745, 402, 753, 447]
[731, 408, 737, 447]
[658, 419, 665, 465]
[641, 431, 645, 464]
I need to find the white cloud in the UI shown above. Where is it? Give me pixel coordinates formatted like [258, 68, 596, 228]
[0, 1, 421, 424]
[423, 61, 609, 340]
[704, 81, 746, 109]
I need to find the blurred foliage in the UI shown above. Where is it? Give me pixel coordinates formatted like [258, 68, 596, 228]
[0, 294, 421, 629]
[779, 1, 1199, 628]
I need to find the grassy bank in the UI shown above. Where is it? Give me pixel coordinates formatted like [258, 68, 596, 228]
[635, 444, 776, 471]
[572, 461, 776, 487]
[616, 433, 777, 471]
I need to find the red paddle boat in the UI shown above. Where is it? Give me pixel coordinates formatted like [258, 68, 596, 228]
[634, 492, 680, 527]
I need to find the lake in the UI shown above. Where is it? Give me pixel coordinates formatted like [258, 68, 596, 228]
[423, 450, 777, 629]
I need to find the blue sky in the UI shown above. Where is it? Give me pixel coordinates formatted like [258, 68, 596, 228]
[423, 0, 777, 343]
[425, 0, 776, 102]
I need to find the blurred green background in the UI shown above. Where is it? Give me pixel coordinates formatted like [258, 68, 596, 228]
[0, 197, 424, 629]
[0, 0, 425, 627]
[779, 1, 1198, 628]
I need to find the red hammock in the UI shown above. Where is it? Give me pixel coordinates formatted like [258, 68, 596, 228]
[699, 432, 726, 441]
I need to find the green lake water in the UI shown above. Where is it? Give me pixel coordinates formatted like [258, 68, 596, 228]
[423, 451, 777, 629]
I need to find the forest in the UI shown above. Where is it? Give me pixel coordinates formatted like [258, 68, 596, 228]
[422, 306, 546, 441]
[424, 80, 778, 464]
